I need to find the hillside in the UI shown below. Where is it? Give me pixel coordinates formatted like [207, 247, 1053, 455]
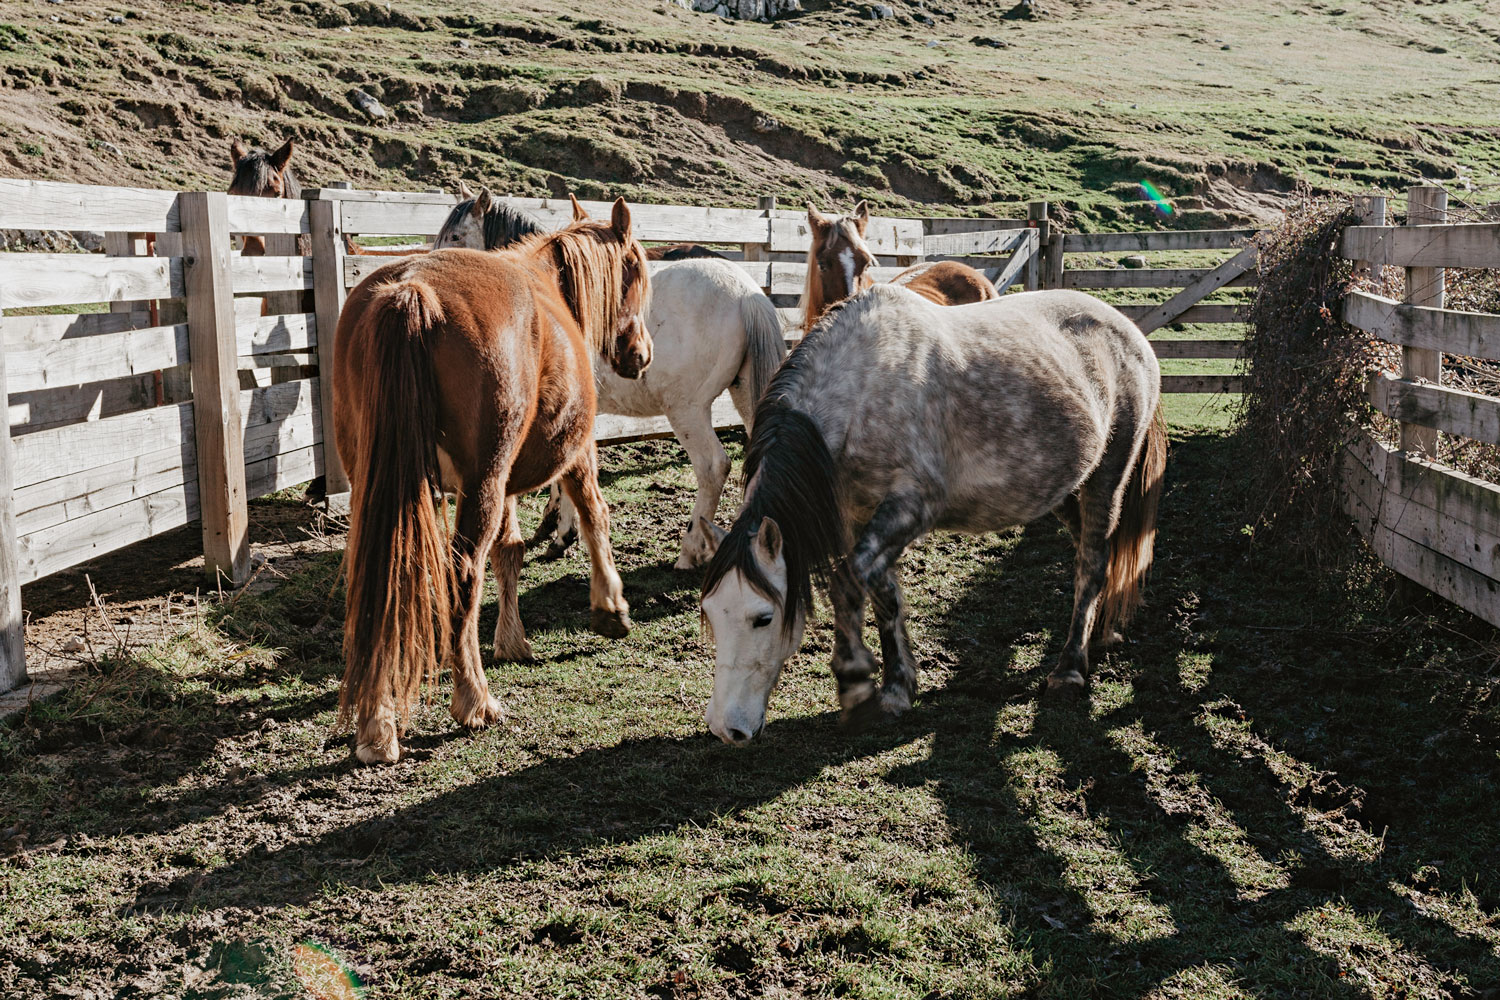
[0, 0, 1498, 228]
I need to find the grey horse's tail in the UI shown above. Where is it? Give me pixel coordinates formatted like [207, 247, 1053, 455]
[731, 290, 787, 436]
[1099, 406, 1168, 635]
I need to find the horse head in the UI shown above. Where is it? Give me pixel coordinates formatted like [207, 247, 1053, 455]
[228, 138, 297, 256]
[566, 194, 653, 380]
[802, 201, 876, 332]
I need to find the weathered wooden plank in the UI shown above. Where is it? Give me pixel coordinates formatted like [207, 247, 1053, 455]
[1, 310, 152, 350]
[769, 216, 924, 257]
[17, 482, 198, 586]
[309, 198, 349, 496]
[1064, 268, 1257, 290]
[6, 373, 164, 436]
[15, 442, 192, 536]
[225, 194, 311, 235]
[595, 392, 741, 444]
[0, 338, 24, 689]
[181, 191, 251, 585]
[10, 401, 194, 490]
[230, 255, 314, 295]
[921, 217, 1032, 235]
[1344, 291, 1500, 360]
[992, 230, 1037, 294]
[1160, 374, 1245, 393]
[1341, 221, 1500, 269]
[1342, 444, 1500, 625]
[4, 323, 190, 393]
[0, 254, 182, 309]
[921, 228, 1032, 257]
[238, 380, 321, 465]
[1115, 304, 1249, 325]
[239, 311, 316, 357]
[1368, 371, 1500, 446]
[1347, 427, 1500, 542]
[0, 178, 180, 232]
[767, 263, 911, 298]
[1135, 246, 1258, 335]
[1062, 229, 1258, 253]
[245, 442, 322, 498]
[1150, 339, 1246, 359]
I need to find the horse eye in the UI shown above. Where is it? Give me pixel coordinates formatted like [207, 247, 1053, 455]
[752, 613, 773, 629]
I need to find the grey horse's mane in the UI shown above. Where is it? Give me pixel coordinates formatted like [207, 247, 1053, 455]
[701, 356, 851, 634]
[437, 199, 543, 249]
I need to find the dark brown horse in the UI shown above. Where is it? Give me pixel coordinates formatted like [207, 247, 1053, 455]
[333, 198, 653, 764]
[800, 202, 995, 333]
[227, 138, 304, 256]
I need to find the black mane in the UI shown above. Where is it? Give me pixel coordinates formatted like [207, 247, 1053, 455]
[437, 199, 542, 250]
[701, 399, 847, 634]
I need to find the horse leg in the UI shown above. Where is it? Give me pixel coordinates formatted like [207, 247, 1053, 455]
[560, 444, 632, 639]
[829, 559, 880, 724]
[666, 402, 731, 570]
[842, 487, 933, 725]
[528, 483, 579, 561]
[1045, 438, 1138, 696]
[448, 477, 506, 730]
[490, 494, 534, 663]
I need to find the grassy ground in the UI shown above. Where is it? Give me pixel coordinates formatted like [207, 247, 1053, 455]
[3, 420, 1499, 998]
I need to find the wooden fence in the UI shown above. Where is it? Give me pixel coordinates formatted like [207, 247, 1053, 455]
[1340, 185, 1500, 626]
[0, 177, 1266, 691]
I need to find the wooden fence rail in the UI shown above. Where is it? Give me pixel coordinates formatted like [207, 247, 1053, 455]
[1339, 185, 1500, 626]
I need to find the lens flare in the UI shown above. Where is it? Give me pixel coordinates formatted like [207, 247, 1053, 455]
[1139, 179, 1174, 216]
[292, 942, 364, 1000]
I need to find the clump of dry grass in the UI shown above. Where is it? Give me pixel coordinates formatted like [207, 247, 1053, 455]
[1236, 197, 1396, 560]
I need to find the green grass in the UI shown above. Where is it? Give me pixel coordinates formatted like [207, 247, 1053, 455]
[3, 426, 1498, 997]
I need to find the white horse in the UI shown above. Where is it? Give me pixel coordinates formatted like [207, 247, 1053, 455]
[437, 191, 786, 568]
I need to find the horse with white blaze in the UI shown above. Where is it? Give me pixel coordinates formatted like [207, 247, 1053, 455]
[698, 285, 1167, 745]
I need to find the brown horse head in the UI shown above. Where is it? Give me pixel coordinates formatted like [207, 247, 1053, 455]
[801, 201, 876, 333]
[228, 138, 299, 256]
[549, 196, 653, 379]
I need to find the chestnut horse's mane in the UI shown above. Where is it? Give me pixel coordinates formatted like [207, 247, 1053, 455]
[515, 223, 649, 368]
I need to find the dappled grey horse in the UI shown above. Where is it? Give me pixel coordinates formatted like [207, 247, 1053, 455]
[698, 286, 1167, 745]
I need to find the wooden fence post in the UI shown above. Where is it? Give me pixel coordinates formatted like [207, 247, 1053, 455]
[310, 197, 351, 499]
[1043, 231, 1065, 290]
[744, 195, 774, 295]
[1402, 186, 1446, 458]
[0, 335, 25, 692]
[1025, 201, 1048, 291]
[180, 191, 251, 586]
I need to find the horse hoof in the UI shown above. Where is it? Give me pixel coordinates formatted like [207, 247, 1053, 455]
[452, 694, 505, 730]
[355, 739, 401, 765]
[495, 639, 535, 663]
[840, 693, 896, 731]
[591, 607, 633, 639]
[1042, 670, 1087, 700]
[539, 542, 570, 563]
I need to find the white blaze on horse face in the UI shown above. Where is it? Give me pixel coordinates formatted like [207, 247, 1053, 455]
[701, 560, 803, 747]
[838, 246, 857, 300]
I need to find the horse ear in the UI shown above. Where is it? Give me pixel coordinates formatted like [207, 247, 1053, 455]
[697, 517, 728, 556]
[852, 200, 870, 236]
[610, 197, 633, 239]
[806, 203, 831, 234]
[230, 139, 248, 165]
[270, 139, 294, 172]
[755, 517, 783, 565]
[569, 193, 590, 222]
[457, 179, 475, 199]
[473, 187, 494, 216]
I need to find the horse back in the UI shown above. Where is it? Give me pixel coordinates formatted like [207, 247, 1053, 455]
[336, 250, 599, 496]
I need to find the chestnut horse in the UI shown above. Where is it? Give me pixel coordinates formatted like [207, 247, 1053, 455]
[799, 201, 996, 334]
[227, 138, 306, 257]
[333, 199, 653, 764]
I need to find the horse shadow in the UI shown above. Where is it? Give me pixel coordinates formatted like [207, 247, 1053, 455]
[900, 431, 1500, 996]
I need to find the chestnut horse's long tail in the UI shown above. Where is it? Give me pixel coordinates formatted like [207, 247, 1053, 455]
[1099, 405, 1168, 636]
[339, 280, 453, 733]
